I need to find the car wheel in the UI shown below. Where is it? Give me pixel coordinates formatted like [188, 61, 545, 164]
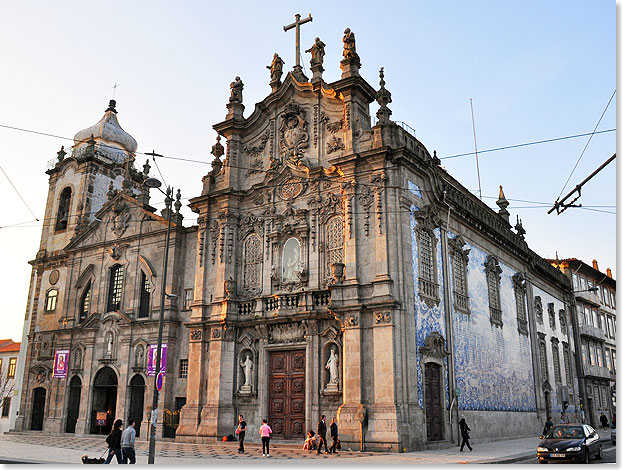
[538, 460, 548, 464]
[582, 448, 590, 464]
[595, 445, 603, 460]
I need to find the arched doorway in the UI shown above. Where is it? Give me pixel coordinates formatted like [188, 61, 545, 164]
[424, 362, 443, 441]
[31, 387, 46, 431]
[128, 375, 145, 437]
[65, 376, 82, 433]
[90, 367, 118, 435]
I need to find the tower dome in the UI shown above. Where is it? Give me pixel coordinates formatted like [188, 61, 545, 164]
[72, 100, 137, 163]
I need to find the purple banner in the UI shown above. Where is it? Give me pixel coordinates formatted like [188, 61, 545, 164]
[53, 349, 69, 378]
[147, 344, 167, 376]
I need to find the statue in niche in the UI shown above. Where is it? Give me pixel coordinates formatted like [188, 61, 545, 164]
[229, 76, 244, 103]
[240, 353, 254, 391]
[325, 347, 339, 390]
[135, 346, 144, 367]
[305, 37, 326, 66]
[267, 53, 284, 83]
[74, 349, 82, 369]
[105, 332, 113, 357]
[282, 238, 301, 282]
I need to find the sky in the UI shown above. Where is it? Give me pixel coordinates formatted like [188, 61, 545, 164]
[0, 1, 616, 341]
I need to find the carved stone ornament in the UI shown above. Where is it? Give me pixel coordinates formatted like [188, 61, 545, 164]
[268, 321, 308, 344]
[330, 262, 345, 285]
[326, 136, 344, 154]
[211, 327, 221, 339]
[343, 315, 359, 327]
[49, 269, 60, 285]
[534, 296, 543, 323]
[280, 179, 305, 200]
[190, 328, 202, 341]
[374, 312, 391, 324]
[419, 331, 449, 359]
[414, 204, 442, 232]
[111, 201, 131, 237]
[279, 102, 309, 164]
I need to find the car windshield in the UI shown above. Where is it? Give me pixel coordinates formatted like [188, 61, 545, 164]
[549, 426, 585, 439]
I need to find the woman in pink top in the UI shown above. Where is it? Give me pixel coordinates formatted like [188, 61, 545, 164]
[259, 419, 273, 457]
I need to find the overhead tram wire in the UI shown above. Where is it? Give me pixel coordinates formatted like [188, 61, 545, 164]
[0, 163, 40, 221]
[555, 90, 616, 201]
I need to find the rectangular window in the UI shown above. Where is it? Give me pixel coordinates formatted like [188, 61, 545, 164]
[183, 289, 193, 311]
[596, 346, 603, 368]
[7, 358, 16, 379]
[572, 273, 579, 290]
[552, 345, 562, 383]
[179, 359, 188, 378]
[1, 397, 10, 417]
[107, 265, 124, 312]
[605, 348, 612, 371]
[539, 341, 548, 382]
[589, 344, 597, 366]
[580, 277, 587, 291]
[602, 287, 609, 307]
[563, 345, 572, 384]
[138, 271, 150, 318]
[612, 351, 616, 374]
[607, 317, 615, 338]
[581, 342, 588, 366]
[595, 386, 601, 408]
[419, 231, 434, 282]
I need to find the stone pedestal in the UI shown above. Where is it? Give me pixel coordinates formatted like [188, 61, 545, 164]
[291, 66, 308, 83]
[226, 102, 245, 121]
[340, 57, 361, 79]
[310, 63, 324, 83]
[269, 79, 281, 93]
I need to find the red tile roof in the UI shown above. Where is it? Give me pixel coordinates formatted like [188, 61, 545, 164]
[0, 340, 21, 353]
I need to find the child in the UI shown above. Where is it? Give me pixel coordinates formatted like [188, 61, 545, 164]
[303, 430, 316, 451]
[259, 419, 273, 457]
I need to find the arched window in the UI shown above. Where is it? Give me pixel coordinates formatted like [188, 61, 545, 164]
[45, 289, 58, 312]
[138, 271, 150, 318]
[325, 216, 344, 279]
[79, 282, 91, 323]
[107, 265, 124, 312]
[55, 187, 72, 231]
[243, 234, 262, 292]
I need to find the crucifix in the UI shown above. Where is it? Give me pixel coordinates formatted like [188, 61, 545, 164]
[283, 13, 312, 75]
[111, 81, 120, 99]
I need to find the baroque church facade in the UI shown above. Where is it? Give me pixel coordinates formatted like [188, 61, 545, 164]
[16, 25, 581, 451]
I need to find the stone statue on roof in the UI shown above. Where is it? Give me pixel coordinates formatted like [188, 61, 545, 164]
[305, 37, 326, 66]
[229, 76, 244, 103]
[267, 53, 285, 83]
[342, 28, 359, 61]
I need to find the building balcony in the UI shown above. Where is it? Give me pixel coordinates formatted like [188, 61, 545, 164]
[235, 290, 331, 317]
[583, 364, 612, 380]
[578, 323, 606, 342]
[575, 290, 601, 306]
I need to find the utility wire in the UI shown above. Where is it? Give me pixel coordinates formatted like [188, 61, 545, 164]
[0, 163, 39, 221]
[555, 90, 616, 200]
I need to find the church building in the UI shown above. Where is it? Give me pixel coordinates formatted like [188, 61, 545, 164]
[16, 22, 580, 452]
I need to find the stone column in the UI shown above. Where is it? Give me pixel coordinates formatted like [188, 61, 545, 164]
[196, 326, 235, 439]
[176, 327, 205, 439]
[336, 310, 363, 447]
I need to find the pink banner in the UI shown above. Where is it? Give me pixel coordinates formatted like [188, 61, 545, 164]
[53, 349, 69, 378]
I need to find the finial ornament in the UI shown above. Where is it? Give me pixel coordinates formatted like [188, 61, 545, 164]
[174, 189, 182, 214]
[142, 159, 151, 177]
[106, 99, 117, 114]
[57, 146, 66, 162]
[515, 215, 526, 239]
[210, 136, 224, 175]
[283, 13, 313, 82]
[375, 67, 393, 124]
[496, 185, 510, 223]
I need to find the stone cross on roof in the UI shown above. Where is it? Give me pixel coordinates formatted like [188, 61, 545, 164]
[283, 13, 312, 80]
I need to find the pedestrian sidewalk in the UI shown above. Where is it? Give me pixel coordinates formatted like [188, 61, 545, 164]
[0, 429, 613, 465]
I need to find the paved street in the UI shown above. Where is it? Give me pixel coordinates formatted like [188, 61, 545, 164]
[518, 441, 616, 464]
[0, 430, 615, 464]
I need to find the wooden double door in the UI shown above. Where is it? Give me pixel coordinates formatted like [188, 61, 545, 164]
[268, 350, 305, 439]
[424, 362, 443, 441]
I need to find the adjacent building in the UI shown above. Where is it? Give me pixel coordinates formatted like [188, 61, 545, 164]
[16, 25, 586, 451]
[549, 257, 616, 427]
[0, 339, 21, 434]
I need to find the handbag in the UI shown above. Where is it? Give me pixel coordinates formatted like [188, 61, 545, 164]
[336, 439, 341, 450]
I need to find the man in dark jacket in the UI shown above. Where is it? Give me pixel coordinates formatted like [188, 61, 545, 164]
[329, 417, 339, 454]
[543, 416, 554, 436]
[317, 415, 327, 454]
[104, 419, 123, 464]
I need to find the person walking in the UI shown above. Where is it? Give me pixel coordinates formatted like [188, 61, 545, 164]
[120, 418, 137, 464]
[600, 413, 609, 429]
[259, 419, 272, 457]
[236, 414, 247, 454]
[459, 418, 472, 452]
[104, 419, 123, 464]
[328, 417, 339, 454]
[317, 415, 327, 454]
[542, 416, 554, 436]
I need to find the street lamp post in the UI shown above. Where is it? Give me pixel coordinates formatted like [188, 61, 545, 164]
[144, 176, 176, 464]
